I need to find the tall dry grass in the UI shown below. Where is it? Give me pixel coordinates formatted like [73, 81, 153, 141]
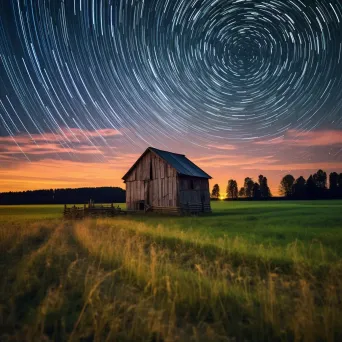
[72, 218, 342, 341]
[1, 215, 341, 341]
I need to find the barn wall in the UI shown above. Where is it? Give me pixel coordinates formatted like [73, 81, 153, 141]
[125, 150, 178, 210]
[178, 176, 211, 212]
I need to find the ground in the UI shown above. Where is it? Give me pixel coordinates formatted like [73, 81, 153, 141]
[0, 201, 341, 341]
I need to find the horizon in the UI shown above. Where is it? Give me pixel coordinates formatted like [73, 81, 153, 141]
[1, 134, 341, 196]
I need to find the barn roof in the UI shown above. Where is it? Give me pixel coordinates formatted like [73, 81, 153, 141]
[122, 147, 212, 180]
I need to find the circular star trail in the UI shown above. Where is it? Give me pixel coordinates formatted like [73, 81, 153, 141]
[0, 0, 342, 149]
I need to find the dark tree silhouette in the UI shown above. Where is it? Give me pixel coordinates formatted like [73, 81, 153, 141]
[279, 174, 295, 197]
[211, 184, 220, 199]
[313, 169, 327, 189]
[226, 179, 238, 199]
[258, 175, 264, 187]
[292, 176, 306, 199]
[280, 170, 342, 200]
[253, 182, 261, 199]
[330, 172, 339, 190]
[338, 173, 342, 188]
[238, 187, 245, 197]
[337, 173, 342, 198]
[337, 173, 342, 197]
[309, 169, 327, 198]
[306, 175, 317, 198]
[244, 177, 254, 198]
[259, 175, 271, 198]
[226, 181, 231, 199]
[329, 172, 339, 198]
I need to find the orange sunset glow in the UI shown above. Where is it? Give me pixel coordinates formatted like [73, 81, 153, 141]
[1, 128, 341, 196]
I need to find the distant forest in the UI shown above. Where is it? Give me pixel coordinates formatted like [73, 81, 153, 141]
[212, 169, 342, 200]
[0, 187, 126, 205]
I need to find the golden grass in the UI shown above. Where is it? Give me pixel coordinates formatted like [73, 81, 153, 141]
[71, 218, 342, 341]
[1, 203, 342, 341]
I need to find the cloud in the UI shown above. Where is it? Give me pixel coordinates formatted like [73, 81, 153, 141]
[255, 129, 342, 147]
[0, 128, 123, 161]
[241, 162, 342, 171]
[0, 128, 121, 144]
[207, 144, 236, 151]
[192, 154, 278, 168]
[1, 142, 103, 156]
[0, 128, 121, 149]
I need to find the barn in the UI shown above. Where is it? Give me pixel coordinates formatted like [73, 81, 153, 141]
[122, 147, 212, 214]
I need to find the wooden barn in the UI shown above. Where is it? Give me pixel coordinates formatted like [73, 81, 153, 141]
[122, 147, 212, 214]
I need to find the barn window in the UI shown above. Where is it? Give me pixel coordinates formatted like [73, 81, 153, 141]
[150, 160, 153, 180]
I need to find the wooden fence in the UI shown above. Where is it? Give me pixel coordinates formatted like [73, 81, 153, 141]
[64, 203, 126, 219]
[64, 202, 211, 219]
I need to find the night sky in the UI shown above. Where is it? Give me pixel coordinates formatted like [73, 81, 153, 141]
[1, 0, 342, 194]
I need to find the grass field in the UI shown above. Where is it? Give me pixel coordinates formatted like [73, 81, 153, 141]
[1, 201, 342, 341]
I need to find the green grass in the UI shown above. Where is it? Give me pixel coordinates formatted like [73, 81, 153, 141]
[0, 201, 342, 341]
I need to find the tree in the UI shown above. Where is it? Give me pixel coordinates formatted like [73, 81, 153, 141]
[279, 174, 295, 197]
[211, 184, 220, 199]
[329, 172, 339, 197]
[329, 172, 338, 190]
[233, 180, 238, 198]
[313, 169, 327, 189]
[338, 173, 342, 188]
[244, 177, 254, 198]
[253, 182, 261, 199]
[238, 187, 245, 197]
[306, 175, 316, 198]
[259, 175, 271, 198]
[226, 179, 238, 199]
[258, 175, 264, 187]
[292, 176, 306, 199]
[336, 173, 342, 198]
[311, 169, 327, 198]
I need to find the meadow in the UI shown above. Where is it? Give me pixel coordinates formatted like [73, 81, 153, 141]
[0, 200, 342, 341]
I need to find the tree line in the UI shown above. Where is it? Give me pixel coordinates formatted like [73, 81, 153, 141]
[211, 175, 272, 200]
[279, 170, 342, 199]
[211, 170, 342, 200]
[0, 187, 126, 205]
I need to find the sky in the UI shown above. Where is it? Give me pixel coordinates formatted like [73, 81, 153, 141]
[0, 0, 342, 196]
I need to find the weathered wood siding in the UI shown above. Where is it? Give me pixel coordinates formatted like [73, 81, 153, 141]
[178, 176, 211, 212]
[125, 150, 178, 210]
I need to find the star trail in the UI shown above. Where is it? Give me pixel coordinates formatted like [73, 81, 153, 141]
[0, 0, 342, 192]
